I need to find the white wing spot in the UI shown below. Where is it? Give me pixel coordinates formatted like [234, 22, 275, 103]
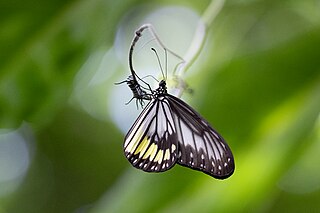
[133, 159, 138, 164]
[190, 152, 193, 158]
[139, 163, 143, 167]
[218, 165, 221, 170]
[191, 162, 194, 166]
[228, 158, 231, 162]
[212, 162, 215, 167]
[178, 151, 182, 158]
[201, 154, 205, 160]
[166, 163, 169, 167]
[164, 149, 170, 161]
[143, 164, 147, 169]
[171, 144, 176, 152]
[151, 166, 155, 170]
[162, 164, 166, 169]
[224, 162, 228, 167]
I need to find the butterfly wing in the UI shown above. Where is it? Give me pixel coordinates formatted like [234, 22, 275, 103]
[124, 98, 178, 172]
[165, 94, 235, 179]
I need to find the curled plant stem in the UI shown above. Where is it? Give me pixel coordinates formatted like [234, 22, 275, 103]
[175, 0, 225, 97]
[203, 0, 225, 27]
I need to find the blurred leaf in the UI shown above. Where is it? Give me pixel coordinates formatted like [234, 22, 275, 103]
[0, 0, 139, 128]
[202, 27, 320, 145]
[6, 107, 124, 213]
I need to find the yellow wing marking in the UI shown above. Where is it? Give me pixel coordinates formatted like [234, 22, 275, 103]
[149, 143, 158, 160]
[134, 137, 150, 157]
[125, 130, 143, 154]
[124, 104, 152, 147]
[143, 143, 158, 160]
[154, 150, 164, 164]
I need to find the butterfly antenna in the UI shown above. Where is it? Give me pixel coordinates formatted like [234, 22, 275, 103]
[164, 48, 168, 80]
[151, 48, 165, 80]
[141, 74, 159, 82]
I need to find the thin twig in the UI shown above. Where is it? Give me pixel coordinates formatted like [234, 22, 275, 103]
[175, 0, 225, 97]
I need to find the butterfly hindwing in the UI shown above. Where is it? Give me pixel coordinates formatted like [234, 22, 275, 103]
[164, 94, 235, 179]
[124, 98, 178, 172]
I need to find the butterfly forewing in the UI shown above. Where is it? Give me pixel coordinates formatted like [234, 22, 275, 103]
[124, 98, 178, 172]
[164, 94, 235, 179]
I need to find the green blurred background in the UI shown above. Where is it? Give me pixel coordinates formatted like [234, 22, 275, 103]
[1, 0, 320, 212]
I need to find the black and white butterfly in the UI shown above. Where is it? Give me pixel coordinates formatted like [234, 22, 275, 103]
[120, 24, 235, 179]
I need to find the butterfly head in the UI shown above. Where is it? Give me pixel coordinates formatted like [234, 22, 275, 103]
[159, 80, 166, 87]
[155, 80, 167, 95]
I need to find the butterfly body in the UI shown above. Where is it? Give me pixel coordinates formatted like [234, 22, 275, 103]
[124, 80, 234, 179]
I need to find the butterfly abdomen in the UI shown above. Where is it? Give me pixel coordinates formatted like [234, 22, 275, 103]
[126, 75, 148, 99]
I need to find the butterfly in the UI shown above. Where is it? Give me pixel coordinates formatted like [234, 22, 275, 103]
[120, 24, 235, 179]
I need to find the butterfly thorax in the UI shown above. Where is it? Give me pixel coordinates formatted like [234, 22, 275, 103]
[153, 80, 167, 98]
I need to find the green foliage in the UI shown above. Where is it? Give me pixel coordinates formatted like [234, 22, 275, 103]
[0, 0, 319, 212]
